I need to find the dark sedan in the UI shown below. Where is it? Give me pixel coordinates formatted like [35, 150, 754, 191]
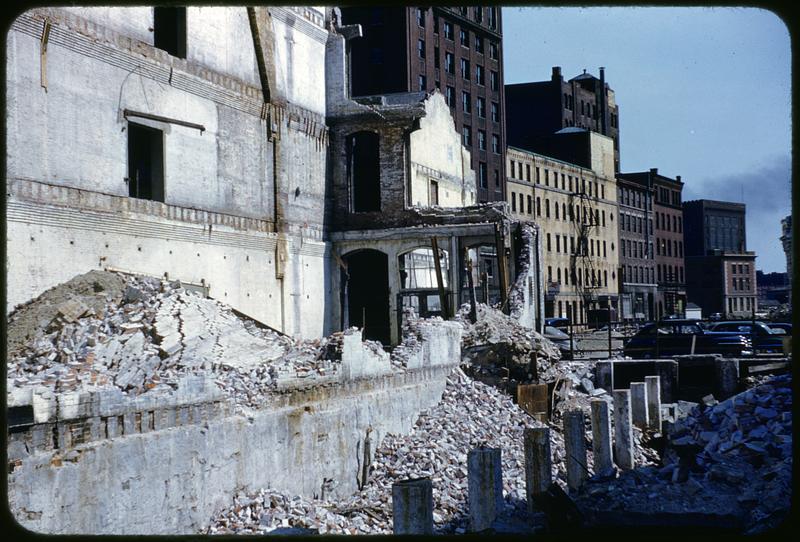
[707, 321, 786, 354]
[623, 320, 752, 358]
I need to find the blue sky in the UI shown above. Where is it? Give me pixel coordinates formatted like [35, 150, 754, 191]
[502, 6, 791, 273]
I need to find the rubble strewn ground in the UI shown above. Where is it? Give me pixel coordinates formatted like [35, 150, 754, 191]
[575, 374, 792, 534]
[455, 303, 561, 383]
[208, 368, 562, 534]
[5, 271, 394, 414]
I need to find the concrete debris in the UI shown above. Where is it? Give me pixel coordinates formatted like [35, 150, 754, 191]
[576, 374, 792, 534]
[456, 303, 561, 387]
[207, 368, 582, 534]
[6, 271, 398, 413]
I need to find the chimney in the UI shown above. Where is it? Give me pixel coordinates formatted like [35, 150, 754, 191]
[676, 175, 681, 183]
[599, 67, 607, 135]
[552, 66, 562, 80]
[650, 168, 658, 176]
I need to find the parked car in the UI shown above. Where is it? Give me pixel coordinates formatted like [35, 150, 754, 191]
[623, 319, 753, 358]
[706, 321, 786, 354]
[543, 325, 572, 359]
[545, 317, 570, 330]
[766, 322, 792, 335]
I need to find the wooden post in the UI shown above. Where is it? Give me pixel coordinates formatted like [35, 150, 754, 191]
[495, 224, 509, 312]
[465, 248, 477, 323]
[431, 237, 449, 319]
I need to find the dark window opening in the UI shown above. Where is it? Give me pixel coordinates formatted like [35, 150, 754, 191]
[430, 180, 439, 205]
[347, 131, 381, 212]
[128, 123, 165, 202]
[153, 7, 186, 59]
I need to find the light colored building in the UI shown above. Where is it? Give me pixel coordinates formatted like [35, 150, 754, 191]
[781, 214, 792, 301]
[6, 6, 332, 338]
[506, 134, 619, 325]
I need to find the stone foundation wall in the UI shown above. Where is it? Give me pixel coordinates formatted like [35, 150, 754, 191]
[8, 324, 461, 535]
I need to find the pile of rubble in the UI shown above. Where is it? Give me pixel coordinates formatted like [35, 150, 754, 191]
[5, 271, 366, 411]
[576, 374, 792, 534]
[208, 367, 578, 534]
[456, 303, 561, 383]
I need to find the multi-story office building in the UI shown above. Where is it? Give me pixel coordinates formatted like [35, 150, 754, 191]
[615, 174, 656, 321]
[505, 66, 620, 172]
[618, 169, 686, 318]
[341, 6, 506, 202]
[683, 199, 757, 317]
[505, 132, 619, 325]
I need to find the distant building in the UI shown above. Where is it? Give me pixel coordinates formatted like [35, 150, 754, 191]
[618, 169, 685, 318]
[505, 132, 620, 325]
[615, 173, 657, 321]
[340, 6, 507, 203]
[683, 199, 757, 318]
[780, 215, 792, 302]
[505, 66, 620, 172]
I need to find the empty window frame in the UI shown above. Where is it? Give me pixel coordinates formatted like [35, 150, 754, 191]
[127, 123, 165, 202]
[153, 7, 186, 59]
[462, 125, 472, 146]
[429, 179, 439, 205]
[347, 131, 381, 212]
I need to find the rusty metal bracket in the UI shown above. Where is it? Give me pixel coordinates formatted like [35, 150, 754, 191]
[123, 109, 205, 133]
[40, 18, 51, 90]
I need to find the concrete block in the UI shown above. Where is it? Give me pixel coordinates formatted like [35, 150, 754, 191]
[645, 376, 662, 431]
[590, 399, 613, 474]
[524, 427, 551, 510]
[56, 422, 72, 450]
[467, 447, 503, 532]
[57, 392, 82, 420]
[630, 382, 649, 429]
[595, 361, 613, 392]
[88, 417, 104, 441]
[714, 358, 739, 400]
[340, 329, 391, 380]
[122, 412, 136, 436]
[32, 389, 56, 423]
[563, 410, 588, 492]
[612, 389, 634, 470]
[392, 478, 434, 534]
[106, 416, 120, 438]
[97, 388, 125, 417]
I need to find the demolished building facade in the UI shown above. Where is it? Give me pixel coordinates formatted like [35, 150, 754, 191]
[6, 5, 543, 344]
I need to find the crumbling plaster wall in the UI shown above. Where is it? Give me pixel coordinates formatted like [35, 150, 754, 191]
[408, 92, 477, 207]
[6, 8, 333, 338]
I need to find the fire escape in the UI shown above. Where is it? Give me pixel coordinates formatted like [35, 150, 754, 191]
[570, 186, 600, 318]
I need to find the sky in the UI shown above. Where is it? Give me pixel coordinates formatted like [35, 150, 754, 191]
[502, 6, 792, 273]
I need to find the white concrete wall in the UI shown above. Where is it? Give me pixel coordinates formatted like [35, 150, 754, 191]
[589, 131, 615, 181]
[6, 9, 333, 338]
[9, 364, 458, 534]
[5, 23, 273, 220]
[6, 187, 329, 338]
[271, 7, 328, 115]
[409, 93, 476, 207]
[187, 7, 260, 87]
[58, 7, 154, 44]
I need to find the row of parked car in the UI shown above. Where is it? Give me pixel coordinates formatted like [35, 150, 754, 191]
[542, 317, 791, 359]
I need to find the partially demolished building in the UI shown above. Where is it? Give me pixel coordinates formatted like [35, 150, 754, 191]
[5, 6, 543, 534]
[6, 6, 543, 344]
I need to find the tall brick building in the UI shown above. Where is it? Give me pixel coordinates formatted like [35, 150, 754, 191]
[618, 169, 686, 318]
[615, 174, 656, 321]
[341, 6, 506, 202]
[683, 200, 757, 318]
[505, 66, 620, 172]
